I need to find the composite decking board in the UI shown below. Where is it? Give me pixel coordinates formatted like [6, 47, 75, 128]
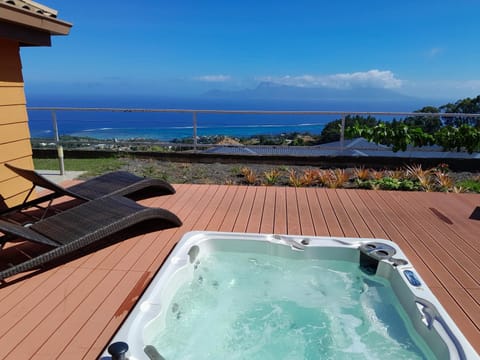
[394, 193, 480, 284]
[259, 186, 276, 234]
[377, 195, 480, 329]
[296, 188, 316, 236]
[285, 187, 302, 235]
[192, 185, 229, 230]
[335, 189, 374, 238]
[421, 192, 480, 231]
[325, 189, 359, 237]
[361, 190, 443, 288]
[217, 186, 245, 232]
[143, 184, 219, 273]
[371, 190, 472, 289]
[401, 191, 480, 252]
[430, 191, 478, 211]
[232, 186, 257, 233]
[448, 287, 480, 331]
[344, 189, 389, 239]
[205, 186, 240, 231]
[0, 259, 59, 310]
[246, 186, 267, 233]
[0, 266, 80, 336]
[381, 191, 480, 290]
[401, 194, 480, 256]
[399, 191, 480, 250]
[460, 191, 480, 205]
[7, 268, 113, 360]
[1, 184, 479, 358]
[273, 187, 287, 234]
[115, 185, 197, 272]
[304, 188, 329, 236]
[315, 189, 343, 237]
[57, 270, 146, 360]
[146, 184, 236, 272]
[354, 189, 399, 240]
[33, 269, 141, 360]
[369, 191, 480, 338]
[110, 231, 167, 272]
[433, 287, 480, 349]
[219, 186, 248, 232]
[0, 268, 93, 359]
[4, 187, 191, 358]
[142, 184, 233, 270]
[88, 236, 181, 359]
[142, 187, 228, 271]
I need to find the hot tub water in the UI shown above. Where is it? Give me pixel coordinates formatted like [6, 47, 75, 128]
[148, 251, 435, 360]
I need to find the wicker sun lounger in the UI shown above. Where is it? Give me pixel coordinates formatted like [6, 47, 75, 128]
[0, 195, 182, 280]
[3, 163, 175, 216]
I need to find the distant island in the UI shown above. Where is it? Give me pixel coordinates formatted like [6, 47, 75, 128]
[204, 81, 418, 102]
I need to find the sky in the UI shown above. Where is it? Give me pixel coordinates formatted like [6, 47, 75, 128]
[21, 0, 480, 101]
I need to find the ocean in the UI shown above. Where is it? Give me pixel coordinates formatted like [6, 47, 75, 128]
[26, 95, 433, 141]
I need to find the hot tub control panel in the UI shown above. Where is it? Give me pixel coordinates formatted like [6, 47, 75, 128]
[404, 270, 422, 287]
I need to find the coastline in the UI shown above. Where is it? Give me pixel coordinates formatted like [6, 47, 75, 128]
[29, 123, 327, 142]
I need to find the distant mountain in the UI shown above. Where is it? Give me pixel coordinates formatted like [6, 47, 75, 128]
[203, 82, 417, 102]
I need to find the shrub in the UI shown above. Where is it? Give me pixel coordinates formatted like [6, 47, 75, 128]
[456, 179, 480, 193]
[263, 169, 281, 186]
[288, 169, 303, 187]
[301, 169, 319, 186]
[241, 167, 257, 185]
[353, 166, 370, 181]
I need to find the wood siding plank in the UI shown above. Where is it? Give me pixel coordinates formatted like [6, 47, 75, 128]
[0, 87, 26, 106]
[0, 104, 27, 125]
[0, 140, 32, 163]
[0, 122, 30, 144]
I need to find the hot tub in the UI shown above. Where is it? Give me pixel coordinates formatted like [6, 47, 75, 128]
[101, 232, 478, 360]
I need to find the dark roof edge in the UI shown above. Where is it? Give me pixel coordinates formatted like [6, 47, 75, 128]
[0, 3, 72, 35]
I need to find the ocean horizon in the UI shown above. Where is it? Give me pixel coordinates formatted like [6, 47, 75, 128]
[26, 95, 440, 141]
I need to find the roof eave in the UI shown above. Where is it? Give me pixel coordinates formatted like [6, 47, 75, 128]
[0, 3, 72, 36]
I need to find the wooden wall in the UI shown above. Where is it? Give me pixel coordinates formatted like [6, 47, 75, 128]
[0, 38, 35, 209]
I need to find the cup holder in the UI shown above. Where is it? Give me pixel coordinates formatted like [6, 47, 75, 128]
[359, 242, 399, 274]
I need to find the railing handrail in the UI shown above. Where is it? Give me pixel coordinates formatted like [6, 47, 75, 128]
[26, 107, 480, 118]
[27, 106, 480, 175]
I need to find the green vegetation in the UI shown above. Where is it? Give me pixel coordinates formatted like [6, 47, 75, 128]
[232, 96, 480, 148]
[356, 177, 420, 191]
[33, 157, 126, 177]
[317, 115, 377, 144]
[439, 95, 480, 127]
[342, 95, 480, 153]
[403, 106, 442, 133]
[235, 163, 478, 192]
[434, 125, 480, 153]
[346, 122, 480, 153]
[456, 179, 480, 193]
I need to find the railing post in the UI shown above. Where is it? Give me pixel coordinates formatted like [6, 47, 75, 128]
[340, 114, 346, 151]
[51, 110, 65, 175]
[193, 111, 198, 151]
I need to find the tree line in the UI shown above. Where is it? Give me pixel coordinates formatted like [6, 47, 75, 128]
[315, 95, 480, 152]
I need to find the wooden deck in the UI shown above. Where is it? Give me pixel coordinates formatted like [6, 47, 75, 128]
[0, 184, 479, 359]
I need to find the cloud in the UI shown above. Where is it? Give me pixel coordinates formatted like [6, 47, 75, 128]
[256, 70, 402, 89]
[194, 74, 232, 82]
[400, 79, 480, 99]
[426, 47, 444, 58]
[454, 79, 480, 90]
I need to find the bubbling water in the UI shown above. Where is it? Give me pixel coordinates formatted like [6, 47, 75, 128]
[149, 252, 436, 360]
